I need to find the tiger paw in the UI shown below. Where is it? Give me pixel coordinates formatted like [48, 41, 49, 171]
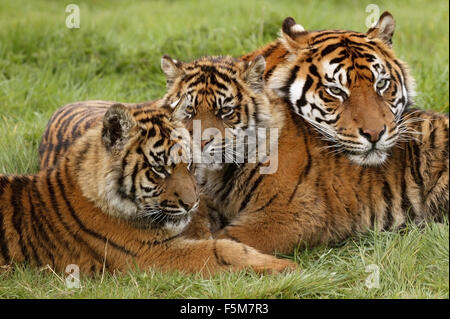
[215, 240, 298, 274]
[245, 252, 299, 274]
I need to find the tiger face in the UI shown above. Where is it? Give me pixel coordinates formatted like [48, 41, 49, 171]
[160, 55, 273, 170]
[93, 103, 198, 232]
[270, 12, 415, 166]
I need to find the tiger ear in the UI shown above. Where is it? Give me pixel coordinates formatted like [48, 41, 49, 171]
[280, 16, 308, 52]
[170, 94, 190, 122]
[243, 55, 266, 92]
[161, 55, 184, 89]
[367, 11, 395, 47]
[102, 104, 137, 151]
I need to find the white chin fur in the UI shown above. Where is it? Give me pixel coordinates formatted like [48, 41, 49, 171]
[347, 151, 388, 166]
[163, 216, 191, 235]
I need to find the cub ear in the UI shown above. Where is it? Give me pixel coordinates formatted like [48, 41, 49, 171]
[102, 104, 137, 151]
[280, 16, 308, 52]
[161, 55, 184, 89]
[367, 11, 395, 47]
[243, 55, 266, 92]
[170, 94, 190, 122]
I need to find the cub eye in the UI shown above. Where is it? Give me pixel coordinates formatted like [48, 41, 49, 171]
[185, 105, 195, 114]
[376, 79, 389, 90]
[151, 166, 166, 178]
[141, 186, 153, 194]
[328, 87, 344, 96]
[220, 106, 234, 117]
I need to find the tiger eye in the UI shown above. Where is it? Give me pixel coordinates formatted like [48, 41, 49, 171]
[185, 105, 195, 114]
[153, 166, 164, 173]
[376, 79, 388, 89]
[221, 106, 233, 115]
[329, 87, 343, 95]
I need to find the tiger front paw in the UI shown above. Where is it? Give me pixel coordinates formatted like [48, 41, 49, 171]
[216, 240, 298, 274]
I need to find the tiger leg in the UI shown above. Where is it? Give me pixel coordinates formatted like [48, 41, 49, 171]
[136, 238, 298, 275]
[214, 209, 314, 255]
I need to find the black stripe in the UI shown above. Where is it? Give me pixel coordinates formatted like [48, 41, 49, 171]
[128, 163, 140, 197]
[45, 171, 107, 265]
[329, 55, 347, 65]
[31, 178, 72, 256]
[429, 125, 437, 150]
[10, 177, 31, 262]
[239, 175, 264, 212]
[222, 227, 242, 244]
[139, 233, 181, 247]
[382, 180, 394, 230]
[213, 240, 231, 266]
[55, 170, 136, 257]
[320, 42, 342, 57]
[288, 138, 312, 203]
[71, 112, 96, 140]
[281, 65, 300, 98]
[400, 151, 415, 221]
[249, 194, 278, 213]
[29, 183, 57, 265]
[24, 190, 44, 266]
[410, 142, 424, 198]
[311, 35, 340, 45]
[219, 164, 241, 201]
[262, 42, 280, 58]
[295, 75, 314, 110]
[55, 110, 87, 153]
[366, 172, 376, 229]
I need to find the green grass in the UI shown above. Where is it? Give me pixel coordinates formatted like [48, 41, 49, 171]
[0, 0, 448, 298]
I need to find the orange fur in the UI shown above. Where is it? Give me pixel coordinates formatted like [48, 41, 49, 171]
[1, 103, 296, 274]
[36, 13, 449, 256]
[160, 55, 448, 255]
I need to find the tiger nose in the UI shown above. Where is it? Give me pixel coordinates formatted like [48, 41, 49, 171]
[359, 125, 386, 143]
[179, 198, 196, 212]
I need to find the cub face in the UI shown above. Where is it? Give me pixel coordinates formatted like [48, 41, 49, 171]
[100, 103, 198, 232]
[160, 55, 273, 170]
[270, 12, 415, 166]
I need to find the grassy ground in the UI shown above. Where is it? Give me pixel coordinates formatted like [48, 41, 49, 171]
[0, 0, 448, 298]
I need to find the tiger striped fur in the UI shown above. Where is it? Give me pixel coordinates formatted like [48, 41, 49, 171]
[160, 54, 448, 254]
[242, 12, 417, 167]
[1, 102, 296, 274]
[36, 13, 448, 255]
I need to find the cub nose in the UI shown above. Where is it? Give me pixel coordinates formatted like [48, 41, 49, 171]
[178, 199, 196, 212]
[359, 125, 386, 143]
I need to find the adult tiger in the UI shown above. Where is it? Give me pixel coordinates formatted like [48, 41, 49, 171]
[0, 101, 296, 274]
[160, 54, 448, 254]
[242, 12, 416, 166]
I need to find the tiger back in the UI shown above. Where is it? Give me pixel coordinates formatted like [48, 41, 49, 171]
[38, 100, 162, 169]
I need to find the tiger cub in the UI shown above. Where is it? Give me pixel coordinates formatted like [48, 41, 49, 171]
[0, 101, 296, 274]
[160, 54, 448, 254]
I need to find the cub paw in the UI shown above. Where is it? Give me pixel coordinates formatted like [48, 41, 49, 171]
[252, 256, 299, 274]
